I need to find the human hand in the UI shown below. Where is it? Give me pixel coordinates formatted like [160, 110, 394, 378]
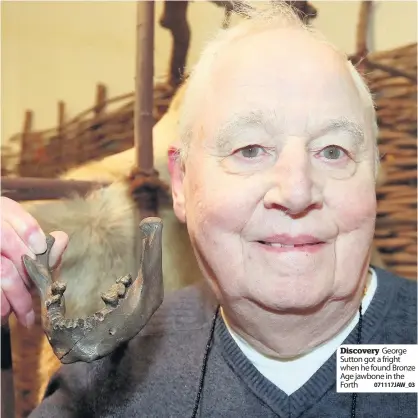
[1, 197, 68, 327]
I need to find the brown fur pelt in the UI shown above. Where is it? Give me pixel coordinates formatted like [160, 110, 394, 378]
[23, 181, 203, 319]
[23, 182, 137, 318]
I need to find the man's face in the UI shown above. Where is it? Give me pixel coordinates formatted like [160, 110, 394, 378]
[173, 28, 377, 313]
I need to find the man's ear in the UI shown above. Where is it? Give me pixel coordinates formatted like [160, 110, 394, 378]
[168, 146, 186, 223]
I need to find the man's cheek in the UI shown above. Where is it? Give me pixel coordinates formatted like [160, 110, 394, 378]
[327, 183, 376, 231]
[189, 180, 247, 224]
[194, 199, 244, 234]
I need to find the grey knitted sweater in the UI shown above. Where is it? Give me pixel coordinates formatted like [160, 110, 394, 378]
[31, 268, 417, 418]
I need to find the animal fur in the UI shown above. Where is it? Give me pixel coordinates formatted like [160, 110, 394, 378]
[23, 181, 202, 319]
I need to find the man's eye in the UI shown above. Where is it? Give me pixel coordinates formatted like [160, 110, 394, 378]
[237, 145, 265, 159]
[320, 145, 348, 160]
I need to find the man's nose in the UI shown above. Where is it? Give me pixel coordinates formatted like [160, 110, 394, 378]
[263, 140, 321, 215]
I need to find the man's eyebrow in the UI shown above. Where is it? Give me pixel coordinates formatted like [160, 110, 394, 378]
[213, 110, 274, 152]
[313, 118, 365, 146]
[212, 113, 366, 153]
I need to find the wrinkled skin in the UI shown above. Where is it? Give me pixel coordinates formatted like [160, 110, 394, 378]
[171, 28, 377, 358]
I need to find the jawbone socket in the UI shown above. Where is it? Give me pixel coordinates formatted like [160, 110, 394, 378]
[22, 217, 164, 364]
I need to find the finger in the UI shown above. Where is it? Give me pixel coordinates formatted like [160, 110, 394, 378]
[49, 231, 69, 269]
[1, 220, 36, 287]
[1, 290, 11, 325]
[1, 255, 34, 327]
[1, 197, 47, 254]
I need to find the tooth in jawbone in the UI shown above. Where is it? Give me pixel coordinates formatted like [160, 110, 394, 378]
[101, 288, 119, 307]
[94, 311, 105, 322]
[116, 274, 133, 287]
[51, 281, 67, 295]
[116, 282, 126, 297]
[101, 278, 129, 307]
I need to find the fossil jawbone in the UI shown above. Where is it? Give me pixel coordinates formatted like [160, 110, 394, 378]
[22, 217, 164, 364]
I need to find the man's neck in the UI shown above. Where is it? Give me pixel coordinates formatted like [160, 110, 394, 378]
[221, 271, 373, 359]
[220, 269, 377, 394]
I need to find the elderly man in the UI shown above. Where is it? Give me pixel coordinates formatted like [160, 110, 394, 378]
[1, 3, 416, 417]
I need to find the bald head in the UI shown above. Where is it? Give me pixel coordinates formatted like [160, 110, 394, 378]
[177, 1, 378, 171]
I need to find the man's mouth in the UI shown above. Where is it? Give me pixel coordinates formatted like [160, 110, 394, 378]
[256, 234, 326, 253]
[258, 242, 322, 247]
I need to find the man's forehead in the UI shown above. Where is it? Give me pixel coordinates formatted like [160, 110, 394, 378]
[199, 64, 366, 142]
[191, 27, 368, 149]
[211, 26, 345, 81]
[206, 47, 358, 122]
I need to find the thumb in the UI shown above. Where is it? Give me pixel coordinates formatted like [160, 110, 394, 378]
[48, 231, 69, 269]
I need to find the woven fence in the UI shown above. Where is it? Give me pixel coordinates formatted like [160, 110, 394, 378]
[366, 43, 417, 280]
[1, 82, 176, 179]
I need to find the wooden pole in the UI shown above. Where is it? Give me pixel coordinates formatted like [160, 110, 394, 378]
[354, 0, 373, 72]
[57, 101, 66, 173]
[18, 110, 33, 176]
[159, 1, 190, 87]
[132, 1, 158, 220]
[135, 1, 155, 178]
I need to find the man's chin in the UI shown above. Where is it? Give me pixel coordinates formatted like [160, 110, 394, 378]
[243, 277, 333, 311]
[245, 289, 333, 315]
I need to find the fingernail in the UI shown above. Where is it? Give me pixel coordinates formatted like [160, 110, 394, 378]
[28, 232, 47, 254]
[25, 310, 35, 328]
